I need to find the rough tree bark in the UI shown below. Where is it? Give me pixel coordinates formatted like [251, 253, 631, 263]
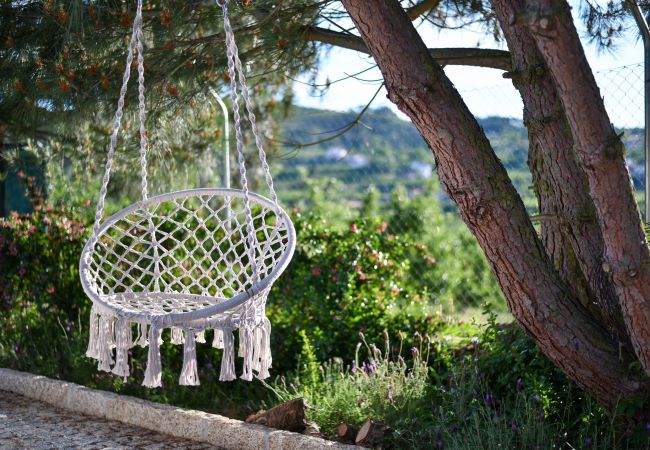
[522, 0, 650, 375]
[341, 0, 649, 411]
[490, 0, 628, 344]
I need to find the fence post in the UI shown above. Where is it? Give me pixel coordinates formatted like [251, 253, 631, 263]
[628, 0, 650, 223]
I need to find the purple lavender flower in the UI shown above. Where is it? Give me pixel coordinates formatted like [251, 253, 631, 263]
[516, 377, 523, 393]
[511, 423, 518, 431]
[206, 363, 213, 370]
[485, 392, 495, 406]
[351, 362, 357, 373]
[387, 391, 393, 400]
[411, 347, 418, 354]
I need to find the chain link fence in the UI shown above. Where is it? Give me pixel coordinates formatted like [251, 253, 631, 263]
[272, 62, 646, 317]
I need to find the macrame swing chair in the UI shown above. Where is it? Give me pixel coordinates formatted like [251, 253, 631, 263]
[80, 0, 295, 387]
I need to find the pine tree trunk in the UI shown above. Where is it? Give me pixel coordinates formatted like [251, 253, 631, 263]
[490, 0, 628, 347]
[341, 0, 649, 411]
[522, 0, 650, 376]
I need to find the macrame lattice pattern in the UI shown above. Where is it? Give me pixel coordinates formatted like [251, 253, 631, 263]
[88, 192, 289, 314]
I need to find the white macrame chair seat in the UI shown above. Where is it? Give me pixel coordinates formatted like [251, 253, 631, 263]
[80, 0, 295, 387]
[80, 189, 294, 325]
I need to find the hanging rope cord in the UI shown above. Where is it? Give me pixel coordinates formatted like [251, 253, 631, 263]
[219, 0, 283, 295]
[220, 0, 278, 207]
[88, 0, 146, 252]
[88, 0, 281, 289]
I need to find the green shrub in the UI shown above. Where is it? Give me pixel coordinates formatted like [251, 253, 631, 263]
[268, 318, 647, 450]
[268, 211, 440, 371]
[0, 171, 88, 316]
[386, 182, 505, 312]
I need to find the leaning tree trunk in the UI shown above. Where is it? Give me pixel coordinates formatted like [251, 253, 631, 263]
[522, 0, 650, 376]
[341, 0, 649, 412]
[490, 0, 628, 346]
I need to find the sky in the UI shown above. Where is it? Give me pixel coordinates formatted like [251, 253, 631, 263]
[293, 2, 646, 128]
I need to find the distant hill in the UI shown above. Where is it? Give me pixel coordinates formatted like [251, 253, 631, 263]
[276, 107, 533, 209]
[274, 106, 645, 212]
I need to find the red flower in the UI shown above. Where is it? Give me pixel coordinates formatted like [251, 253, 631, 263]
[46, 286, 55, 294]
[311, 267, 321, 277]
[349, 223, 359, 233]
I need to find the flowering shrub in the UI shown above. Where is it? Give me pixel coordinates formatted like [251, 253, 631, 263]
[268, 323, 638, 449]
[0, 172, 88, 315]
[268, 211, 440, 371]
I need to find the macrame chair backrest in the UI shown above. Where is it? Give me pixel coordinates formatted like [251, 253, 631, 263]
[85, 0, 263, 277]
[84, 188, 293, 323]
[79, 0, 295, 386]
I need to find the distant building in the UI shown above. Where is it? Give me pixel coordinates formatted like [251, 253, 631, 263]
[407, 161, 433, 179]
[346, 154, 369, 169]
[325, 147, 347, 160]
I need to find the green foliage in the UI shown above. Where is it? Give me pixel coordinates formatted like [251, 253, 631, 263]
[385, 181, 506, 311]
[278, 108, 536, 212]
[268, 316, 648, 449]
[0, 171, 88, 314]
[1, 0, 313, 141]
[269, 210, 438, 370]
[1, 187, 650, 448]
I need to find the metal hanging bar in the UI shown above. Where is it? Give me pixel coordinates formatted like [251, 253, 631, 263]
[209, 88, 231, 189]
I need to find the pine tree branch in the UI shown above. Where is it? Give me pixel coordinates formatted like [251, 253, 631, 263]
[303, 26, 511, 70]
[407, 0, 441, 20]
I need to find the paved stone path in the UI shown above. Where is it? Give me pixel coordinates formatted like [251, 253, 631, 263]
[0, 390, 220, 449]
